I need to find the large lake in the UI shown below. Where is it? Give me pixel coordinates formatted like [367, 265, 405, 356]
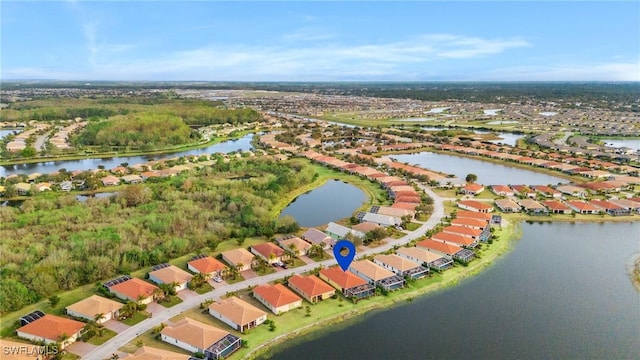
[267, 221, 640, 359]
[390, 152, 566, 185]
[602, 138, 640, 152]
[0, 133, 255, 177]
[279, 180, 366, 227]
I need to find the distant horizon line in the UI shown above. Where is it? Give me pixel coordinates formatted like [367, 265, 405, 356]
[2, 79, 639, 84]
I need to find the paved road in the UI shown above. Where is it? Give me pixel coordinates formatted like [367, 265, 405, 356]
[84, 185, 445, 360]
[33, 130, 52, 152]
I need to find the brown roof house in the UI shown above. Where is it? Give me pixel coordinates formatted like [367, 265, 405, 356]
[287, 274, 335, 304]
[349, 260, 405, 291]
[148, 265, 193, 292]
[160, 318, 242, 360]
[208, 296, 267, 333]
[276, 236, 312, 257]
[221, 248, 255, 271]
[122, 346, 190, 360]
[250, 243, 285, 264]
[373, 254, 429, 280]
[65, 295, 124, 324]
[16, 314, 84, 349]
[253, 284, 303, 314]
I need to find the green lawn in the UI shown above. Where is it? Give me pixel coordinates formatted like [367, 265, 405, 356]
[225, 274, 245, 285]
[254, 266, 276, 276]
[86, 328, 117, 345]
[405, 222, 421, 231]
[194, 283, 214, 295]
[159, 296, 183, 308]
[121, 312, 150, 326]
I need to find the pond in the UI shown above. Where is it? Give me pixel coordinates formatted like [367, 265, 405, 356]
[76, 192, 117, 202]
[389, 152, 567, 185]
[0, 129, 22, 140]
[601, 138, 640, 152]
[279, 180, 367, 228]
[1, 133, 256, 177]
[266, 221, 640, 359]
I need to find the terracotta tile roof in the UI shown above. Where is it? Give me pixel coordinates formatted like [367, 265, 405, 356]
[432, 231, 476, 246]
[451, 218, 488, 228]
[160, 318, 228, 350]
[109, 278, 159, 300]
[149, 265, 193, 285]
[188, 256, 227, 275]
[351, 222, 381, 233]
[391, 202, 419, 210]
[319, 267, 367, 289]
[278, 237, 311, 253]
[417, 239, 463, 256]
[208, 296, 266, 327]
[491, 185, 513, 194]
[463, 183, 484, 192]
[65, 295, 124, 318]
[590, 200, 624, 210]
[566, 200, 600, 212]
[124, 345, 190, 360]
[456, 210, 492, 221]
[17, 314, 84, 342]
[288, 274, 334, 298]
[251, 243, 285, 259]
[253, 284, 302, 308]
[542, 200, 572, 211]
[350, 260, 395, 281]
[458, 200, 493, 211]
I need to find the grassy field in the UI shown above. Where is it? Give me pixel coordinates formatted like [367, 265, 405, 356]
[86, 328, 117, 346]
[122, 312, 150, 326]
[159, 296, 183, 308]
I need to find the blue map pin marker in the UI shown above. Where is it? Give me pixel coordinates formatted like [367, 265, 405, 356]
[333, 239, 356, 271]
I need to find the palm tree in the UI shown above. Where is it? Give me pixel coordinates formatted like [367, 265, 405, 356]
[94, 312, 106, 324]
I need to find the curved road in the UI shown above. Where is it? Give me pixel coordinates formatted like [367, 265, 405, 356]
[84, 185, 445, 360]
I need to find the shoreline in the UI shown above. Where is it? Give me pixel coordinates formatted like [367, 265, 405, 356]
[240, 220, 521, 359]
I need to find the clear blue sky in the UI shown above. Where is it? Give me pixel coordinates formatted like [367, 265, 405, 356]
[2, 1, 639, 81]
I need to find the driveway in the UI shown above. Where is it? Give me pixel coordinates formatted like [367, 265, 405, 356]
[177, 289, 199, 301]
[66, 341, 97, 358]
[103, 319, 130, 333]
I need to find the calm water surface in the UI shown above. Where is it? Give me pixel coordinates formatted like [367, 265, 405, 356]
[0, 129, 22, 140]
[1, 133, 255, 176]
[391, 152, 566, 185]
[279, 180, 366, 227]
[267, 222, 640, 359]
[602, 138, 640, 152]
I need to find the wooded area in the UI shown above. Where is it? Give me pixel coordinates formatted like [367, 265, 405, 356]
[0, 157, 315, 313]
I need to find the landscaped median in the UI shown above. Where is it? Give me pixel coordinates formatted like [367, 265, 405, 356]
[119, 221, 520, 359]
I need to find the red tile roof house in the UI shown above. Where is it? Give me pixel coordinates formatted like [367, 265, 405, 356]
[542, 200, 573, 214]
[417, 239, 475, 263]
[450, 217, 488, 230]
[461, 183, 485, 196]
[491, 185, 514, 197]
[108, 278, 159, 305]
[589, 200, 631, 216]
[253, 283, 303, 314]
[456, 211, 493, 222]
[319, 267, 376, 300]
[531, 185, 562, 198]
[301, 228, 334, 249]
[457, 200, 494, 213]
[148, 265, 193, 292]
[510, 185, 536, 198]
[16, 314, 85, 349]
[287, 274, 335, 304]
[433, 230, 479, 248]
[251, 243, 286, 264]
[565, 200, 601, 215]
[187, 255, 227, 279]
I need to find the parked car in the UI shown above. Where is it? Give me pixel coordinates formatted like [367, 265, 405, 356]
[213, 276, 223, 283]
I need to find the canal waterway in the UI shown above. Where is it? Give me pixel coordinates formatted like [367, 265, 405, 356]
[1, 133, 255, 177]
[267, 221, 640, 359]
[279, 180, 367, 227]
[390, 152, 566, 185]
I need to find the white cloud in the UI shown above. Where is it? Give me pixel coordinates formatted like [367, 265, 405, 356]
[474, 62, 640, 81]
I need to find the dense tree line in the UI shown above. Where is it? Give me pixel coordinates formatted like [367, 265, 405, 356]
[0, 157, 314, 313]
[72, 113, 196, 149]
